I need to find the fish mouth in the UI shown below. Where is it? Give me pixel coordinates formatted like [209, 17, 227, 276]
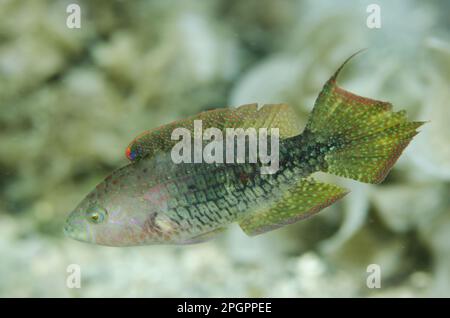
[63, 222, 74, 238]
[63, 222, 85, 242]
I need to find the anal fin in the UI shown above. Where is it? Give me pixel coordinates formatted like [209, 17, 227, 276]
[238, 179, 349, 236]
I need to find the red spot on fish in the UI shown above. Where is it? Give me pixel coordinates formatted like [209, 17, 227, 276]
[239, 172, 249, 185]
[125, 147, 132, 160]
[143, 185, 170, 208]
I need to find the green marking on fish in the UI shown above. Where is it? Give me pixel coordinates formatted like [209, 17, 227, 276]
[64, 53, 424, 246]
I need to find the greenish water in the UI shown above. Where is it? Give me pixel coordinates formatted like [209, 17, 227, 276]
[0, 0, 449, 297]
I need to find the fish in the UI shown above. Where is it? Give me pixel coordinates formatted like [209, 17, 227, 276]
[63, 53, 424, 246]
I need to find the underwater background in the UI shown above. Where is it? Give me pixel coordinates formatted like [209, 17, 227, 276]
[0, 0, 449, 297]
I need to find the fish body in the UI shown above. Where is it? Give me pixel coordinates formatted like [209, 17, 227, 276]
[64, 54, 423, 246]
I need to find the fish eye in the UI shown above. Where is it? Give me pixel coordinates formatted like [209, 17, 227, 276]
[86, 207, 107, 224]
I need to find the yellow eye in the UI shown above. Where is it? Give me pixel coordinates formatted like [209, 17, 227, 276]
[86, 207, 107, 224]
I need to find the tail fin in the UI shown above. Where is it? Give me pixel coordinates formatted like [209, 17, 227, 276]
[305, 53, 424, 184]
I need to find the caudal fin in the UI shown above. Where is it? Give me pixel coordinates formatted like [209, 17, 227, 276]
[305, 53, 424, 184]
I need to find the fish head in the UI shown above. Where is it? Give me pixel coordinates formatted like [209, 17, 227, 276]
[63, 199, 111, 245]
[64, 164, 156, 246]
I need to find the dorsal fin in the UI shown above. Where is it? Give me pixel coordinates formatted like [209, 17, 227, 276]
[126, 103, 302, 161]
[238, 178, 349, 236]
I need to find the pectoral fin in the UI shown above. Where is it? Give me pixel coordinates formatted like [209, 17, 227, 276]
[238, 179, 349, 236]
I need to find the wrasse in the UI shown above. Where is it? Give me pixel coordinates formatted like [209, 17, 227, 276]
[64, 53, 424, 246]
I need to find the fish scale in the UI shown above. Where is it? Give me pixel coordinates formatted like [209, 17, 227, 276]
[134, 135, 321, 241]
